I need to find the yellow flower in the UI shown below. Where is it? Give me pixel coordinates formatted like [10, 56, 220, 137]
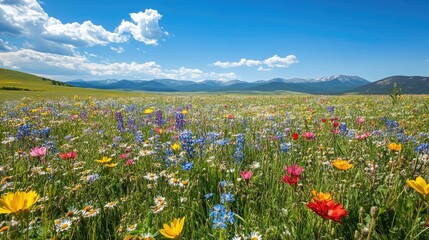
[0, 191, 39, 214]
[332, 159, 353, 170]
[406, 176, 429, 196]
[96, 156, 112, 164]
[159, 217, 185, 239]
[171, 143, 181, 153]
[144, 108, 154, 114]
[387, 143, 402, 151]
[181, 110, 188, 115]
[311, 190, 332, 201]
[104, 163, 118, 168]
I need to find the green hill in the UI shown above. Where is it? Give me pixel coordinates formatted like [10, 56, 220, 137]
[0, 68, 148, 99]
[348, 76, 429, 94]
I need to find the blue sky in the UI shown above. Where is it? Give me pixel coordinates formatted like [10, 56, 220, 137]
[0, 0, 428, 82]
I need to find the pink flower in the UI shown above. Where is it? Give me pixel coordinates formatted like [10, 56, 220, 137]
[30, 147, 47, 158]
[240, 170, 253, 181]
[119, 153, 128, 159]
[302, 132, 315, 140]
[356, 116, 365, 123]
[355, 132, 371, 140]
[331, 129, 340, 134]
[125, 159, 134, 166]
[285, 164, 304, 176]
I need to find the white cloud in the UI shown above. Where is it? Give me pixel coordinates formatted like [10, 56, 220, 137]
[213, 58, 262, 68]
[263, 55, 298, 68]
[0, 38, 16, 51]
[257, 66, 272, 71]
[117, 10, 168, 45]
[43, 17, 127, 46]
[213, 55, 298, 69]
[110, 46, 124, 53]
[0, 49, 237, 81]
[0, 0, 166, 55]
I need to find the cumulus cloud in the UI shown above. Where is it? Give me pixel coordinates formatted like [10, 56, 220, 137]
[0, 0, 167, 55]
[0, 49, 237, 81]
[213, 58, 262, 68]
[43, 18, 127, 46]
[117, 10, 168, 45]
[213, 55, 298, 69]
[263, 55, 298, 68]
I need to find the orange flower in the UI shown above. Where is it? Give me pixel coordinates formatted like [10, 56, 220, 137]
[332, 159, 353, 170]
[311, 190, 332, 201]
[387, 143, 402, 151]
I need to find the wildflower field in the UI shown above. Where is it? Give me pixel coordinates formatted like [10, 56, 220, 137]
[0, 94, 429, 239]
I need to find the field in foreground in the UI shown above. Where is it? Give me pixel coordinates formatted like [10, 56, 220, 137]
[0, 94, 428, 239]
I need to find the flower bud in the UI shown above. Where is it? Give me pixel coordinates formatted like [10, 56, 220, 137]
[370, 206, 379, 218]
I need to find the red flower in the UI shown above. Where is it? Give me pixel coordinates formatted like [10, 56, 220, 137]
[59, 151, 77, 160]
[281, 174, 300, 186]
[291, 133, 299, 140]
[321, 118, 327, 123]
[426, 216, 429, 227]
[306, 199, 348, 223]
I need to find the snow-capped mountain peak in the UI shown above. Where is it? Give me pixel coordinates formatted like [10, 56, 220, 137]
[317, 75, 369, 83]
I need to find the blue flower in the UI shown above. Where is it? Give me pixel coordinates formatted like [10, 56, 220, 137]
[415, 143, 429, 153]
[280, 142, 290, 153]
[210, 204, 226, 218]
[182, 161, 194, 171]
[221, 192, 235, 203]
[220, 180, 233, 188]
[209, 204, 236, 229]
[204, 193, 214, 200]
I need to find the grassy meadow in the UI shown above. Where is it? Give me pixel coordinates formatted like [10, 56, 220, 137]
[0, 83, 429, 239]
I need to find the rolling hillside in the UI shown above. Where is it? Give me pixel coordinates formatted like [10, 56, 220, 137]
[348, 76, 429, 94]
[0, 68, 147, 99]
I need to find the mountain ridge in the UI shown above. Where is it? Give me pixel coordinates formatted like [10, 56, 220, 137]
[67, 75, 370, 94]
[347, 75, 429, 94]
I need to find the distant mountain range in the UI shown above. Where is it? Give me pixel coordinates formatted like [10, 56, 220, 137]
[2, 66, 428, 94]
[346, 76, 429, 94]
[67, 75, 371, 94]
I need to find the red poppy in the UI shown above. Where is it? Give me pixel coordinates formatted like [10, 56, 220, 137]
[59, 151, 77, 160]
[306, 199, 348, 223]
[321, 118, 327, 123]
[281, 174, 300, 186]
[291, 133, 299, 140]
